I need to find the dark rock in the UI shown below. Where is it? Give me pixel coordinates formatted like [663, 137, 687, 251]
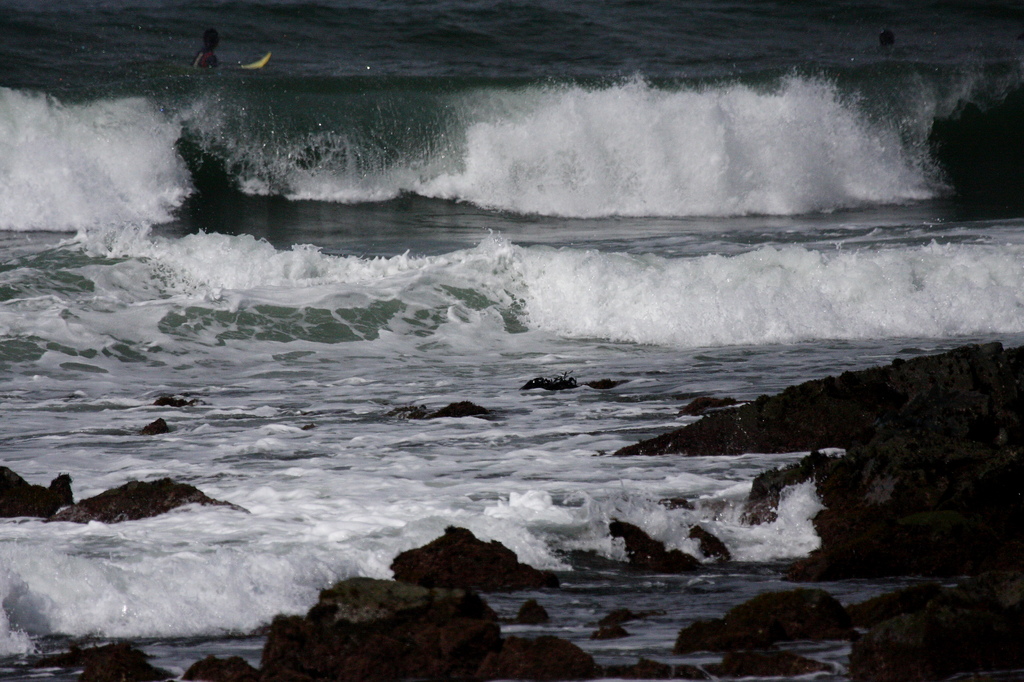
[688, 525, 731, 562]
[37, 643, 171, 682]
[153, 395, 201, 407]
[590, 624, 629, 639]
[616, 342, 1021, 457]
[425, 401, 490, 419]
[521, 372, 578, 391]
[597, 608, 665, 628]
[849, 572, 1024, 681]
[183, 655, 260, 682]
[390, 526, 560, 591]
[260, 577, 501, 682]
[140, 418, 169, 435]
[706, 651, 831, 677]
[846, 583, 943, 628]
[49, 474, 74, 507]
[301, 423, 317, 430]
[584, 379, 626, 389]
[514, 598, 549, 624]
[673, 588, 854, 654]
[602, 657, 675, 679]
[679, 396, 738, 416]
[475, 635, 598, 681]
[673, 664, 713, 679]
[609, 520, 700, 573]
[387, 405, 430, 419]
[742, 449, 836, 524]
[49, 478, 244, 523]
[659, 497, 694, 510]
[0, 467, 68, 518]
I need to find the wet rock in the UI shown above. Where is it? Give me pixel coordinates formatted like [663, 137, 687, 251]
[849, 572, 1024, 681]
[260, 577, 501, 682]
[673, 588, 854, 654]
[659, 497, 694, 510]
[390, 526, 560, 591]
[49, 478, 244, 524]
[153, 395, 201, 407]
[37, 643, 171, 682]
[609, 520, 700, 573]
[590, 624, 628, 639]
[584, 379, 627, 390]
[521, 372, 577, 391]
[742, 449, 836, 524]
[688, 525, 731, 562]
[140, 418, 169, 435]
[706, 651, 831, 677]
[183, 655, 260, 682]
[616, 342, 1023, 457]
[514, 598, 549, 624]
[475, 635, 598, 681]
[0, 467, 70, 518]
[679, 396, 738, 416]
[597, 608, 665, 628]
[602, 657, 675, 679]
[846, 583, 943, 629]
[387, 404, 430, 419]
[424, 401, 490, 419]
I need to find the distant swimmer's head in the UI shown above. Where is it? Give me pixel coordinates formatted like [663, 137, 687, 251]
[203, 28, 220, 51]
[879, 29, 895, 47]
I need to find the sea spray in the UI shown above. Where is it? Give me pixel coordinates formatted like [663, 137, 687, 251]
[0, 88, 191, 233]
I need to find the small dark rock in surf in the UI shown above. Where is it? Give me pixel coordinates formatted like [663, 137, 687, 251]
[679, 396, 738, 416]
[49, 477, 245, 523]
[609, 520, 700, 573]
[391, 526, 560, 591]
[36, 643, 171, 682]
[0, 467, 72, 518]
[879, 29, 896, 46]
[688, 525, 731, 562]
[152, 395, 201, 407]
[521, 372, 577, 391]
[514, 598, 550, 624]
[139, 418, 169, 435]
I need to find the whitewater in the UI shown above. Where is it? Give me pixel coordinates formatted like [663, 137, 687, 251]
[5, 0, 1024, 677]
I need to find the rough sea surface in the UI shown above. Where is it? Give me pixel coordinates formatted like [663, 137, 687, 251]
[3, 1, 1024, 679]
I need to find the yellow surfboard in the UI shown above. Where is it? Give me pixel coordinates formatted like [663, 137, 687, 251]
[241, 52, 271, 70]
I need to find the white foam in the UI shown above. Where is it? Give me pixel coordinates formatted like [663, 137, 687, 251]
[0, 88, 191, 233]
[418, 77, 936, 217]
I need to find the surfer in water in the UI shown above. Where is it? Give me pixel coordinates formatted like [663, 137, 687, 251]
[192, 28, 219, 68]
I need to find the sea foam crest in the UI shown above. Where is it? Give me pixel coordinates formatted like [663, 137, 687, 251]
[420, 77, 937, 217]
[517, 241, 1024, 346]
[0, 88, 191, 233]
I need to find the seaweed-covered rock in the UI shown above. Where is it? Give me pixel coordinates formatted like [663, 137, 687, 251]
[609, 520, 700, 573]
[706, 651, 831, 677]
[475, 635, 598, 681]
[0, 468, 71, 518]
[261, 578, 501, 682]
[49, 478, 243, 524]
[521, 372, 578, 391]
[390, 526, 559, 591]
[183, 655, 260, 682]
[673, 589, 854, 654]
[37, 643, 171, 682]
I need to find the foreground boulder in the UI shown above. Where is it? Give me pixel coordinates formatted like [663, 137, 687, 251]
[49, 478, 243, 523]
[0, 468, 72, 518]
[36, 643, 171, 682]
[260, 577, 594, 682]
[609, 520, 700, 572]
[849, 571, 1024, 681]
[183, 655, 259, 682]
[390, 526, 560, 591]
[673, 588, 854, 654]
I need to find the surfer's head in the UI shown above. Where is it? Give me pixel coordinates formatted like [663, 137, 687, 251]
[203, 28, 219, 50]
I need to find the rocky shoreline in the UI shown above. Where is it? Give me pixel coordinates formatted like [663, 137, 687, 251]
[12, 343, 1024, 680]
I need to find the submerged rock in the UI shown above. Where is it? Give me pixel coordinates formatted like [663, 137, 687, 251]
[521, 372, 578, 391]
[153, 395, 201, 407]
[609, 520, 700, 573]
[139, 418, 169, 435]
[390, 526, 560, 591]
[673, 588, 854, 654]
[49, 477, 244, 523]
[0, 467, 72, 518]
[590, 624, 629, 639]
[475, 635, 598, 681]
[597, 608, 666, 628]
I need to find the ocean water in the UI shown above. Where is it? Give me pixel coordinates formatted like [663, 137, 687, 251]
[4, 1, 1024, 679]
